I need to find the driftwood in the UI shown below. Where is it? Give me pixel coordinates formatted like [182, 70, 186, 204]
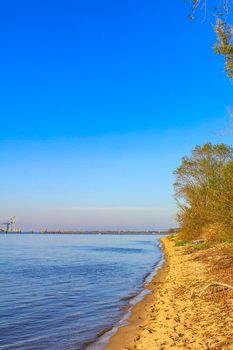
[192, 240, 206, 245]
[199, 282, 233, 297]
[191, 281, 233, 298]
[191, 280, 211, 298]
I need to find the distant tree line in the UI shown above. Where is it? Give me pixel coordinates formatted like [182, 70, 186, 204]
[186, 0, 233, 79]
[174, 143, 233, 240]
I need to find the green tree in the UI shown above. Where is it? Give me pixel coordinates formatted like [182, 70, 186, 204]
[214, 20, 233, 78]
[174, 143, 233, 240]
[215, 160, 233, 227]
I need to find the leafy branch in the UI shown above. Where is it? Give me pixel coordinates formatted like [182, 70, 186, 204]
[186, 0, 233, 79]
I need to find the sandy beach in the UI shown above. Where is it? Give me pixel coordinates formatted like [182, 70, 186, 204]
[105, 237, 233, 350]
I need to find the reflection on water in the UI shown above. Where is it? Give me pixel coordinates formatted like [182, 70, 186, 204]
[0, 234, 163, 349]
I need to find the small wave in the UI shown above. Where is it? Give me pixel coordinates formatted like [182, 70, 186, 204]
[96, 326, 113, 337]
[91, 247, 143, 254]
[119, 292, 138, 302]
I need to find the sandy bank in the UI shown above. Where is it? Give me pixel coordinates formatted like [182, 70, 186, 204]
[105, 237, 233, 350]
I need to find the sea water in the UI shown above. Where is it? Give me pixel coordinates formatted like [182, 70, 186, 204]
[0, 234, 164, 350]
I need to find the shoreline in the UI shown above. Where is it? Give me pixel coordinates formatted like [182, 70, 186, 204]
[104, 237, 233, 350]
[103, 239, 168, 350]
[87, 242, 165, 350]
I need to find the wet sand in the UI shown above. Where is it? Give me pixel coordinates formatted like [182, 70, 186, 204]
[105, 237, 233, 350]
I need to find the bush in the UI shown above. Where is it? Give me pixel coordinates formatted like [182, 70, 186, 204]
[174, 143, 233, 241]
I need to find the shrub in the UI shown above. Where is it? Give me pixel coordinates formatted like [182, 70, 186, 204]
[174, 143, 233, 241]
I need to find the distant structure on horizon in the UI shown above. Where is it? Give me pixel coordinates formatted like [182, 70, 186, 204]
[0, 216, 21, 233]
[0, 219, 180, 235]
[167, 227, 180, 234]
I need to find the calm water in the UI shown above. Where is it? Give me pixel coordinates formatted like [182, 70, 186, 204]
[0, 234, 164, 350]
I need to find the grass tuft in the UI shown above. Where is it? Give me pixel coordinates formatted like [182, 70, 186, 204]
[186, 242, 209, 254]
[175, 240, 189, 247]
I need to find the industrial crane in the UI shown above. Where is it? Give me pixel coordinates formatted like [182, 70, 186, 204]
[0, 216, 16, 232]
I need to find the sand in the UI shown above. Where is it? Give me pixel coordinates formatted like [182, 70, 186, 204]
[105, 237, 233, 350]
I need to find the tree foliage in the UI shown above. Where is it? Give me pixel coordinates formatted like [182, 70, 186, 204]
[174, 143, 233, 240]
[214, 19, 233, 78]
[188, 0, 232, 18]
[187, 1, 233, 79]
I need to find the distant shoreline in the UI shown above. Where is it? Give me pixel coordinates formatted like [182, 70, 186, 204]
[0, 231, 171, 235]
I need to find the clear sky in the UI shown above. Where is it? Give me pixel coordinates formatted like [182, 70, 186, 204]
[0, 0, 232, 231]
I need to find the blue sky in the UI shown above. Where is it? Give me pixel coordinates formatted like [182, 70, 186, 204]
[0, 0, 232, 230]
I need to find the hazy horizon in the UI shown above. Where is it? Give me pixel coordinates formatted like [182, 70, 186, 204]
[2, 206, 176, 231]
